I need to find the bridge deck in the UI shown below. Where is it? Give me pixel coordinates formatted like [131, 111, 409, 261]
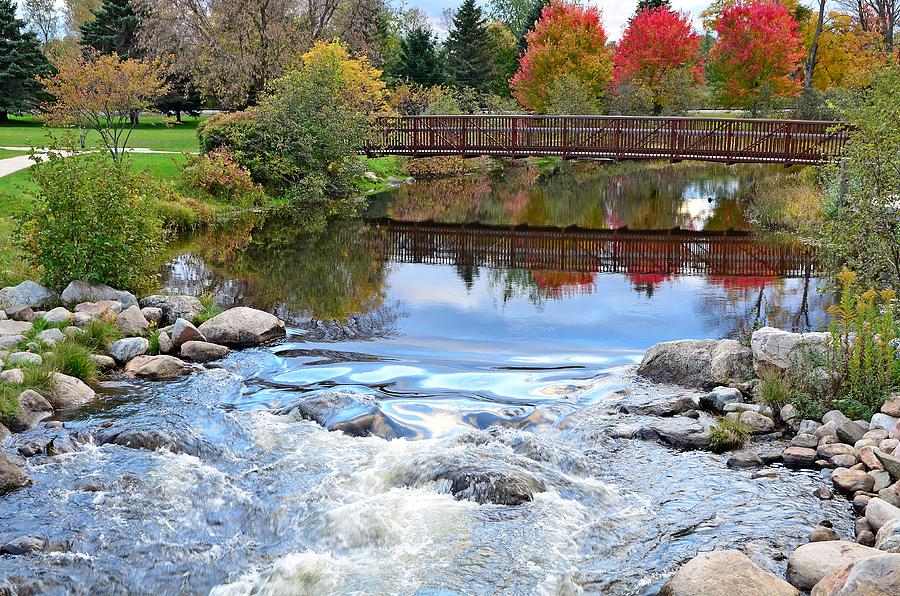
[367, 115, 849, 165]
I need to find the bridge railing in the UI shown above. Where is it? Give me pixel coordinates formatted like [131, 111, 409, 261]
[367, 115, 850, 165]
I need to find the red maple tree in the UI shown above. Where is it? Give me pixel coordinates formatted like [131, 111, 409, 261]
[613, 7, 704, 114]
[710, 0, 805, 110]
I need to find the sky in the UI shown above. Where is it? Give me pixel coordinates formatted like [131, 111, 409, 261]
[413, 0, 711, 40]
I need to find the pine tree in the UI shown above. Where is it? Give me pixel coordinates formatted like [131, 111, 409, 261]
[396, 27, 444, 86]
[0, 0, 53, 122]
[636, 0, 671, 14]
[517, 0, 548, 51]
[80, 0, 141, 58]
[445, 0, 495, 92]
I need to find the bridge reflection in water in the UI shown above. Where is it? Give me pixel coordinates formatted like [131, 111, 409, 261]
[365, 219, 816, 279]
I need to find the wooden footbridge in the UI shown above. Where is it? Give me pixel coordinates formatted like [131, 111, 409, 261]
[365, 219, 817, 278]
[367, 115, 849, 165]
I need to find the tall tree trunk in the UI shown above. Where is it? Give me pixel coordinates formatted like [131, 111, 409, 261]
[0, 111, 8, 123]
[805, 0, 828, 90]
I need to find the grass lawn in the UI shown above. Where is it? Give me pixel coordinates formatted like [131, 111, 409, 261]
[0, 115, 202, 152]
[0, 149, 31, 159]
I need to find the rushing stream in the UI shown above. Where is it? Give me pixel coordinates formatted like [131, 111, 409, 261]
[1, 162, 852, 594]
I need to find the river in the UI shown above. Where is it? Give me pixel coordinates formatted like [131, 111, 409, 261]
[1, 161, 852, 594]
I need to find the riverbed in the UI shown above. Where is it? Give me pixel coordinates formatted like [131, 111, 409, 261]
[1, 162, 852, 594]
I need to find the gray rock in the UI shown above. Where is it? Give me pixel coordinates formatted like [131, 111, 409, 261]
[42, 307, 72, 324]
[811, 553, 900, 595]
[123, 355, 194, 380]
[89, 354, 115, 370]
[660, 550, 799, 596]
[6, 305, 35, 321]
[0, 368, 23, 384]
[198, 307, 286, 347]
[47, 372, 96, 409]
[727, 451, 764, 469]
[836, 421, 867, 445]
[0, 536, 44, 555]
[74, 299, 123, 317]
[109, 337, 149, 364]
[5, 389, 53, 432]
[740, 410, 775, 434]
[781, 403, 800, 422]
[783, 447, 818, 468]
[158, 331, 173, 354]
[8, 352, 42, 366]
[866, 497, 900, 532]
[0, 280, 54, 310]
[140, 307, 163, 324]
[700, 386, 745, 412]
[800, 419, 823, 434]
[0, 453, 30, 494]
[115, 306, 149, 336]
[633, 417, 711, 450]
[628, 395, 697, 416]
[0, 320, 32, 337]
[823, 410, 852, 426]
[854, 439, 879, 449]
[870, 413, 900, 432]
[179, 340, 229, 363]
[0, 334, 24, 348]
[875, 449, 900, 481]
[792, 433, 819, 449]
[874, 519, 900, 552]
[638, 338, 752, 388]
[786, 541, 882, 590]
[815, 486, 834, 500]
[36, 328, 65, 344]
[879, 483, 900, 508]
[751, 327, 830, 377]
[863, 428, 889, 441]
[832, 468, 875, 494]
[724, 402, 771, 415]
[872, 470, 892, 492]
[61, 281, 137, 308]
[831, 454, 858, 468]
[281, 392, 378, 433]
[139, 295, 203, 325]
[171, 318, 205, 348]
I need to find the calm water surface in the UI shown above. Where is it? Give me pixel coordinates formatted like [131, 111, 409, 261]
[1, 162, 847, 595]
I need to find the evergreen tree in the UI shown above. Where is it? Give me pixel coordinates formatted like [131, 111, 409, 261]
[396, 27, 444, 86]
[445, 0, 495, 92]
[80, 0, 141, 58]
[635, 0, 670, 14]
[154, 72, 202, 122]
[517, 0, 548, 51]
[0, 0, 52, 122]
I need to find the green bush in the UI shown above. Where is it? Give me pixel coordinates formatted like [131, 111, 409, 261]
[193, 294, 225, 325]
[197, 111, 257, 154]
[75, 318, 124, 353]
[709, 418, 752, 453]
[759, 377, 790, 414]
[146, 179, 209, 231]
[19, 150, 169, 293]
[148, 327, 161, 355]
[180, 148, 266, 205]
[46, 341, 97, 384]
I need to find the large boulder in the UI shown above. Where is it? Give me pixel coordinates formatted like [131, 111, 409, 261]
[875, 519, 900, 552]
[5, 390, 53, 432]
[179, 341, 229, 363]
[0, 280, 54, 310]
[171, 318, 205, 348]
[832, 468, 875, 495]
[0, 320, 33, 337]
[0, 453, 30, 495]
[740, 410, 776, 434]
[123, 355, 194, 380]
[627, 395, 697, 417]
[115, 306, 149, 336]
[61, 281, 137, 309]
[786, 541, 883, 590]
[47, 372, 96, 409]
[74, 300, 123, 318]
[109, 337, 149, 364]
[751, 327, 830, 377]
[197, 307, 286, 347]
[875, 450, 900, 481]
[660, 550, 799, 596]
[632, 417, 711, 450]
[139, 295, 204, 326]
[783, 446, 818, 468]
[871, 413, 900, 432]
[811, 554, 900, 595]
[865, 497, 900, 532]
[638, 339, 752, 388]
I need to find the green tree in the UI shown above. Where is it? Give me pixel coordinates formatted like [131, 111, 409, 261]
[445, 0, 495, 92]
[489, 0, 535, 35]
[395, 26, 444, 86]
[80, 0, 141, 58]
[486, 22, 519, 96]
[517, 0, 548, 50]
[0, 0, 53, 122]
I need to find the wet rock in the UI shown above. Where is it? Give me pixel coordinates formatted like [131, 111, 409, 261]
[870, 413, 899, 432]
[0, 368, 24, 384]
[198, 307, 286, 347]
[865, 497, 900, 532]
[140, 306, 163, 324]
[815, 486, 834, 500]
[139, 295, 204, 326]
[637, 338, 752, 388]
[17, 441, 42, 457]
[875, 518, 900, 552]
[0, 453, 30, 494]
[0, 280, 54, 310]
[61, 281, 137, 308]
[660, 550, 799, 596]
[0, 537, 44, 555]
[875, 449, 900, 480]
[5, 389, 53, 432]
[115, 305, 150, 336]
[0, 423, 8, 441]
[280, 392, 378, 433]
[836, 421, 867, 445]
[94, 424, 207, 456]
[810, 526, 840, 542]
[46, 435, 77, 456]
[760, 450, 783, 464]
[792, 433, 820, 449]
[786, 541, 883, 590]
[740, 410, 775, 434]
[783, 447, 818, 468]
[727, 451, 764, 469]
[854, 494, 873, 514]
[46, 372, 96, 409]
[171, 318, 205, 348]
[89, 354, 115, 370]
[751, 327, 830, 377]
[123, 355, 194, 380]
[628, 394, 697, 417]
[109, 337, 149, 364]
[833, 469, 875, 494]
[700, 386, 744, 412]
[179, 340, 229, 363]
[811, 553, 900, 595]
[632, 417, 710, 450]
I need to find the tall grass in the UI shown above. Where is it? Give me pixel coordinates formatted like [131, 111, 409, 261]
[46, 341, 97, 384]
[75, 319, 123, 353]
[709, 418, 752, 453]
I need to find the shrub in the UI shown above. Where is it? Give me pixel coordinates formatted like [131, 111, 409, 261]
[147, 179, 209, 231]
[148, 327, 161, 355]
[709, 418, 752, 453]
[19, 150, 168, 293]
[197, 111, 257, 154]
[180, 148, 266, 205]
[46, 341, 97, 384]
[75, 318, 124, 353]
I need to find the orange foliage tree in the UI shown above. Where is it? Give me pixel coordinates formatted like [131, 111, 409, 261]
[613, 6, 704, 114]
[709, 1, 805, 111]
[510, 1, 613, 112]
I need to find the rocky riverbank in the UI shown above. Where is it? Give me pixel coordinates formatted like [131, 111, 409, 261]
[0, 279, 286, 497]
[638, 328, 900, 594]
